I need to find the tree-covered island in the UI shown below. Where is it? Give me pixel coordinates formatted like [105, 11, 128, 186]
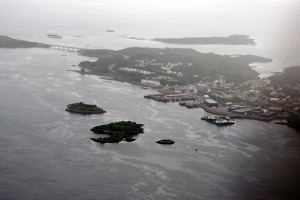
[65, 102, 106, 114]
[90, 121, 144, 143]
[152, 35, 256, 45]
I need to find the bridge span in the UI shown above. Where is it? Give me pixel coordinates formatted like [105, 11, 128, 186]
[51, 45, 83, 52]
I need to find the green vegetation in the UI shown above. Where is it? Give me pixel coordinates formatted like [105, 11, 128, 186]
[65, 102, 106, 114]
[156, 139, 175, 145]
[269, 66, 300, 87]
[152, 35, 256, 45]
[245, 79, 267, 87]
[0, 35, 50, 48]
[287, 111, 300, 132]
[79, 47, 271, 85]
[90, 121, 144, 143]
[269, 66, 300, 98]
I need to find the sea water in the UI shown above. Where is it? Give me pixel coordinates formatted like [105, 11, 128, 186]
[1, 0, 300, 199]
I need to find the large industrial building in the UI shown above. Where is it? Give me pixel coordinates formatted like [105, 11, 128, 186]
[204, 99, 218, 107]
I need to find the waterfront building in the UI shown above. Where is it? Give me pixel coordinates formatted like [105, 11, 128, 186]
[204, 99, 218, 107]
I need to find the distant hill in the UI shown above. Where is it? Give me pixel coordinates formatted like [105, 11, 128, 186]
[79, 47, 271, 85]
[0, 35, 50, 48]
[152, 35, 256, 45]
[269, 66, 300, 87]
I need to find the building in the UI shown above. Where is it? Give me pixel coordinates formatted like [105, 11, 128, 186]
[204, 99, 218, 107]
[204, 95, 210, 99]
[231, 108, 255, 114]
[196, 84, 209, 94]
[269, 107, 283, 113]
[141, 79, 161, 86]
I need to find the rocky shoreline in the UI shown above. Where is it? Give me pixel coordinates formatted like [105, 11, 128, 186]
[198, 103, 278, 122]
[90, 121, 144, 144]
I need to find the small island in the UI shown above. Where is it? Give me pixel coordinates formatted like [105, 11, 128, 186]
[65, 102, 106, 114]
[156, 139, 175, 145]
[90, 121, 144, 143]
[47, 34, 62, 39]
[152, 35, 256, 45]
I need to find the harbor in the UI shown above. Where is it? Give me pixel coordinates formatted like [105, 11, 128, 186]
[144, 93, 196, 103]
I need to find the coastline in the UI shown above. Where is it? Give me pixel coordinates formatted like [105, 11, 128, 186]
[197, 104, 278, 122]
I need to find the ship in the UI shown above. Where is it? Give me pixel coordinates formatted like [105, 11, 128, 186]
[201, 116, 218, 122]
[201, 116, 234, 126]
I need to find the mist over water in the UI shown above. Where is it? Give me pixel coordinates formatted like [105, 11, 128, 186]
[0, 0, 300, 76]
[1, 1, 300, 199]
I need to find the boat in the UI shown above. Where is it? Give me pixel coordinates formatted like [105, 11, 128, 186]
[201, 116, 234, 126]
[201, 116, 218, 122]
[213, 118, 235, 126]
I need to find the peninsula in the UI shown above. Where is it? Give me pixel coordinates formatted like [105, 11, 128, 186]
[65, 102, 106, 114]
[0, 35, 50, 48]
[79, 47, 271, 85]
[90, 121, 144, 143]
[152, 35, 256, 45]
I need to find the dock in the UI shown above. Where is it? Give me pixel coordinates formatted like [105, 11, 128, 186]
[144, 93, 196, 103]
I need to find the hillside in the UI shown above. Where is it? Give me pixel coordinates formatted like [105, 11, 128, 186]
[79, 47, 271, 85]
[0, 35, 50, 48]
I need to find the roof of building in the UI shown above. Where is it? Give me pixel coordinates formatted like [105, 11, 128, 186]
[269, 107, 283, 111]
[204, 99, 218, 104]
[232, 108, 255, 113]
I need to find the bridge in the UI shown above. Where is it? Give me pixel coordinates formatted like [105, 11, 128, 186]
[51, 45, 82, 52]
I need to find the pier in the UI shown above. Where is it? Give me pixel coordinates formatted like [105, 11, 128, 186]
[51, 45, 82, 52]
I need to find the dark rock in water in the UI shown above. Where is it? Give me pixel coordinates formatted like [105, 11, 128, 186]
[125, 137, 136, 142]
[156, 139, 175, 145]
[90, 137, 122, 143]
[90, 136, 136, 143]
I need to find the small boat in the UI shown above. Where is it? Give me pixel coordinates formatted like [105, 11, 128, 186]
[201, 116, 217, 122]
[201, 116, 234, 126]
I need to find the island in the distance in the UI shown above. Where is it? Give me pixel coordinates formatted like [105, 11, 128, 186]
[0, 35, 50, 48]
[65, 102, 106, 114]
[90, 121, 144, 143]
[47, 34, 63, 39]
[152, 35, 256, 45]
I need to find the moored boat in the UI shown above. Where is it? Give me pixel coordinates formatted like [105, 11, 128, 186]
[201, 116, 234, 126]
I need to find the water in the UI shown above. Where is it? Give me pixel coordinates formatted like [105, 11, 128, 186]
[0, 48, 300, 199]
[1, 1, 300, 199]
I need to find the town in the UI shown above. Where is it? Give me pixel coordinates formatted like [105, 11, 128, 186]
[79, 47, 300, 130]
[140, 66, 300, 124]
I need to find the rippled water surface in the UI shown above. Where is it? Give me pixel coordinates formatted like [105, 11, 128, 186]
[0, 48, 300, 199]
